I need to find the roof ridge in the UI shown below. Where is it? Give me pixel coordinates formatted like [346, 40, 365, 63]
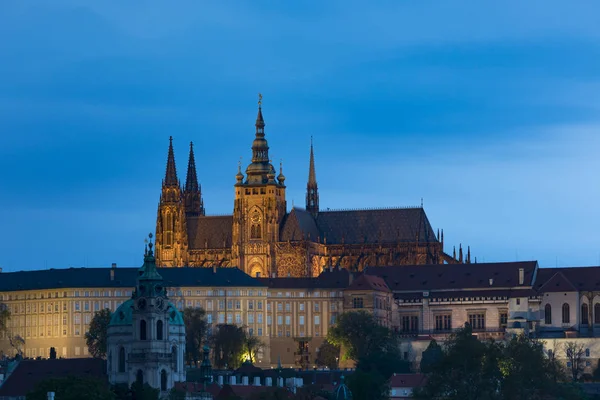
[320, 206, 422, 212]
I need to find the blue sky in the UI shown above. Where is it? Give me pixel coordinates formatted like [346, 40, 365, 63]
[1, 1, 599, 271]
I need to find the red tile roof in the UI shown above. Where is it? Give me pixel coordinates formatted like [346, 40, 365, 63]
[346, 274, 390, 292]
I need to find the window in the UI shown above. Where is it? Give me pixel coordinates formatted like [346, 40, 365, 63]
[314, 315, 320, 325]
[516, 298, 520, 305]
[434, 314, 451, 331]
[248, 301, 254, 310]
[140, 320, 147, 340]
[499, 312, 508, 328]
[172, 346, 178, 372]
[267, 316, 272, 325]
[582, 304, 589, 325]
[596, 304, 600, 324]
[157, 320, 163, 340]
[277, 303, 283, 312]
[314, 303, 320, 312]
[277, 316, 283, 325]
[248, 313, 254, 324]
[235, 313, 242, 324]
[285, 303, 291, 312]
[353, 298, 364, 309]
[161, 370, 167, 391]
[299, 303, 305, 311]
[562, 303, 570, 324]
[285, 316, 291, 325]
[545, 304, 552, 324]
[257, 301, 263, 310]
[401, 316, 419, 332]
[227, 314, 233, 324]
[258, 328, 263, 336]
[299, 316, 305, 325]
[586, 348, 591, 357]
[207, 314, 212, 324]
[235, 300, 241, 310]
[119, 347, 126, 373]
[136, 370, 144, 385]
[468, 313, 485, 330]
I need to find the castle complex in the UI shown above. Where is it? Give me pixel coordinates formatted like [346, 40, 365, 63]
[154, 97, 466, 277]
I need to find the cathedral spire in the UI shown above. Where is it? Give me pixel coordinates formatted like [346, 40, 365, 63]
[255, 93, 265, 137]
[163, 136, 179, 187]
[184, 142, 205, 216]
[306, 136, 319, 216]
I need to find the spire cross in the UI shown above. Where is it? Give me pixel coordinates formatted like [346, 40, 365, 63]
[258, 93, 262, 108]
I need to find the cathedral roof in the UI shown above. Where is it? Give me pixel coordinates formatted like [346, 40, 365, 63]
[187, 215, 233, 250]
[279, 207, 437, 244]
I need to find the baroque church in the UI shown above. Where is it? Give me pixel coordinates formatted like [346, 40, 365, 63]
[155, 97, 467, 277]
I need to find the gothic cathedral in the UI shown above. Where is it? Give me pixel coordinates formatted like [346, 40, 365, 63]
[155, 97, 465, 277]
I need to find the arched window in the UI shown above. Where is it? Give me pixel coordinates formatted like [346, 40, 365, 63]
[161, 369, 167, 391]
[172, 346, 178, 372]
[140, 320, 147, 340]
[118, 347, 126, 373]
[136, 369, 144, 385]
[157, 320, 164, 340]
[562, 303, 570, 324]
[250, 224, 261, 239]
[255, 224, 261, 239]
[545, 304, 552, 324]
[595, 303, 600, 324]
[582, 303, 589, 325]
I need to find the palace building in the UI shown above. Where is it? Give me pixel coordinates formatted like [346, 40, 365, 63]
[154, 97, 466, 277]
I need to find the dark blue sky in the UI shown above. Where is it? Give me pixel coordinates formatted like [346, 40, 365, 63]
[1, 1, 599, 271]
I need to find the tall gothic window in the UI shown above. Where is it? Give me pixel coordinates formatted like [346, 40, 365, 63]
[165, 212, 173, 247]
[118, 347, 126, 373]
[156, 320, 164, 340]
[140, 320, 147, 340]
[251, 224, 261, 239]
[582, 303, 589, 325]
[136, 369, 144, 385]
[562, 303, 570, 324]
[172, 346, 178, 372]
[595, 303, 600, 324]
[545, 304, 552, 325]
[161, 369, 167, 391]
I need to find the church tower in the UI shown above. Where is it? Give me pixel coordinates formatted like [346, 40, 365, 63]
[232, 95, 287, 277]
[183, 141, 205, 216]
[306, 137, 319, 216]
[106, 234, 186, 393]
[155, 137, 189, 267]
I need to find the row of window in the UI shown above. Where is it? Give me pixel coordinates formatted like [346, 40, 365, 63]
[398, 312, 509, 333]
[544, 303, 600, 325]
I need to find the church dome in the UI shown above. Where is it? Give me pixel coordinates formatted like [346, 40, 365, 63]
[110, 299, 134, 326]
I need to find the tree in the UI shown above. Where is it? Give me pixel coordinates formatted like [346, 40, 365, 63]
[242, 333, 265, 364]
[0, 303, 9, 335]
[167, 387, 187, 400]
[8, 333, 25, 357]
[414, 324, 502, 400]
[129, 382, 159, 400]
[419, 340, 443, 373]
[85, 308, 112, 359]
[212, 324, 246, 369]
[563, 341, 586, 382]
[50, 347, 57, 359]
[183, 307, 208, 367]
[328, 311, 408, 400]
[315, 341, 340, 370]
[26, 376, 115, 400]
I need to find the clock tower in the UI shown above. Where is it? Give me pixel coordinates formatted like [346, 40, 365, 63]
[232, 95, 287, 277]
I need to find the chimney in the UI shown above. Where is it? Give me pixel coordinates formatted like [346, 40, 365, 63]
[253, 376, 261, 386]
[217, 375, 224, 386]
[213, 265, 217, 274]
[518, 268, 524, 285]
[242, 376, 249, 386]
[47, 393, 55, 400]
[265, 377, 273, 386]
[489, 278, 493, 286]
[230, 376, 237, 385]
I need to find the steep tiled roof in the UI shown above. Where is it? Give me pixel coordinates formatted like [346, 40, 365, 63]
[535, 271, 578, 293]
[365, 261, 538, 292]
[389, 373, 426, 388]
[346, 274, 390, 292]
[0, 267, 265, 292]
[0, 358, 107, 397]
[535, 266, 600, 292]
[187, 215, 233, 249]
[315, 208, 437, 244]
[258, 268, 351, 289]
[280, 208, 320, 241]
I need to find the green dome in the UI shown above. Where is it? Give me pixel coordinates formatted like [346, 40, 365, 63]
[108, 299, 184, 327]
[110, 299, 134, 326]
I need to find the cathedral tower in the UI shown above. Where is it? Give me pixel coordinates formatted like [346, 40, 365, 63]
[155, 137, 189, 267]
[183, 141, 205, 216]
[306, 137, 319, 216]
[232, 95, 287, 277]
